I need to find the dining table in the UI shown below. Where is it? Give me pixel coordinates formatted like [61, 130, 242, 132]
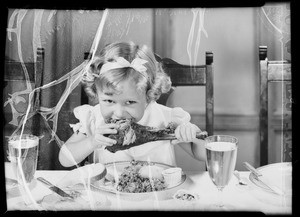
[4, 162, 292, 214]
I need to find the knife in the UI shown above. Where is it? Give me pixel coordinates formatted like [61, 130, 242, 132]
[243, 162, 284, 196]
[37, 177, 74, 199]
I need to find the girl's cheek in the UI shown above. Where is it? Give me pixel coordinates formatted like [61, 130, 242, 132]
[129, 110, 144, 122]
[100, 107, 113, 119]
[136, 112, 144, 121]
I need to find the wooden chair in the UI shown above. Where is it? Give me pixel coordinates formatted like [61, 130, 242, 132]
[4, 48, 45, 164]
[4, 48, 45, 134]
[155, 52, 214, 137]
[258, 46, 292, 166]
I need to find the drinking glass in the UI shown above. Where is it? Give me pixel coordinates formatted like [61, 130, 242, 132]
[205, 135, 238, 208]
[8, 134, 39, 184]
[7, 134, 40, 204]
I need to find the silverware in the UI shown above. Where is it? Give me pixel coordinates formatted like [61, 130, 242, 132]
[233, 170, 247, 185]
[37, 177, 74, 199]
[243, 162, 284, 196]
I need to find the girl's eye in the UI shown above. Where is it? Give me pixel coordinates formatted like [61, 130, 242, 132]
[103, 99, 114, 104]
[125, 101, 136, 105]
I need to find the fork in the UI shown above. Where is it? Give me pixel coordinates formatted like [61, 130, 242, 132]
[233, 170, 247, 185]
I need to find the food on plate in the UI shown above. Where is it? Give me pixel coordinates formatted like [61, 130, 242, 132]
[138, 165, 165, 180]
[173, 189, 200, 202]
[105, 118, 177, 153]
[112, 160, 167, 193]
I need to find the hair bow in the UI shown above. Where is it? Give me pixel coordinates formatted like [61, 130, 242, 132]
[99, 57, 148, 75]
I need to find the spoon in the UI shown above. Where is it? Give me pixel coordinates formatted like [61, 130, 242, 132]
[233, 170, 247, 185]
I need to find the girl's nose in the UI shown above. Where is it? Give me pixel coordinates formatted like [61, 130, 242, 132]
[113, 104, 126, 119]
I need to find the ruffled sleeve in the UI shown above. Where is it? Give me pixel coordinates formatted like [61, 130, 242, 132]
[69, 104, 98, 137]
[170, 107, 191, 125]
[154, 102, 191, 126]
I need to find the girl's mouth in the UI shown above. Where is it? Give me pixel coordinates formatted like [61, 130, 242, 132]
[105, 117, 135, 124]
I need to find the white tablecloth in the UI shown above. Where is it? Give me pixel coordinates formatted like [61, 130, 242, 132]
[5, 163, 292, 214]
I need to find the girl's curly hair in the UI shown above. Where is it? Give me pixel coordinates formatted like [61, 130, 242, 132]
[82, 41, 171, 103]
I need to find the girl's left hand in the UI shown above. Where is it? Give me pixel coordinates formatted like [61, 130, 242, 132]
[173, 122, 201, 143]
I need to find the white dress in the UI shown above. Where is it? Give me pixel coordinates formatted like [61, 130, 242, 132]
[70, 101, 191, 166]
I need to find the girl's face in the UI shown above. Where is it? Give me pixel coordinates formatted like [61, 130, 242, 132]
[97, 78, 148, 122]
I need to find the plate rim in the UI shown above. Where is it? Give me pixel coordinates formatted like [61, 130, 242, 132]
[249, 162, 292, 195]
[91, 160, 186, 195]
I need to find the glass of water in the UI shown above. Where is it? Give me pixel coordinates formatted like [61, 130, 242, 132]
[205, 135, 238, 208]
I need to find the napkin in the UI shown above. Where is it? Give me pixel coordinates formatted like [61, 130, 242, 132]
[6, 179, 53, 210]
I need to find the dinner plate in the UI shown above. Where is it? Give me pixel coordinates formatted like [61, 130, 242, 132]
[249, 162, 292, 196]
[56, 163, 107, 188]
[91, 161, 187, 200]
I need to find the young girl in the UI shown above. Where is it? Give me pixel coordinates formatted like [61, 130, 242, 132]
[58, 41, 206, 167]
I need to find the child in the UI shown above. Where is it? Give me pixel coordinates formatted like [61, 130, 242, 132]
[59, 41, 206, 167]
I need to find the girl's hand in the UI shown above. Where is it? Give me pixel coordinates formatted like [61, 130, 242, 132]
[92, 123, 118, 149]
[172, 122, 201, 144]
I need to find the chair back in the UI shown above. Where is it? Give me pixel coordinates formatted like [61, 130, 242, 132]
[155, 52, 214, 136]
[259, 46, 292, 166]
[4, 48, 45, 134]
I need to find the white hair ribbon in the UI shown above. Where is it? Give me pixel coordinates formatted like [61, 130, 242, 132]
[99, 57, 148, 75]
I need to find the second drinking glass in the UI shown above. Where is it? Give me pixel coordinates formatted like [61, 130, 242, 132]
[205, 135, 238, 208]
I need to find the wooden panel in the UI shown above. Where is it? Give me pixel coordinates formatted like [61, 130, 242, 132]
[5, 61, 35, 81]
[164, 67, 206, 86]
[259, 46, 292, 166]
[191, 114, 259, 131]
[205, 52, 214, 136]
[283, 82, 292, 162]
[268, 63, 291, 81]
[5, 48, 45, 83]
[160, 57, 206, 86]
[259, 59, 269, 166]
[32, 48, 45, 136]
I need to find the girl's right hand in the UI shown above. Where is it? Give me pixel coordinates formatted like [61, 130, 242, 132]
[91, 123, 118, 149]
